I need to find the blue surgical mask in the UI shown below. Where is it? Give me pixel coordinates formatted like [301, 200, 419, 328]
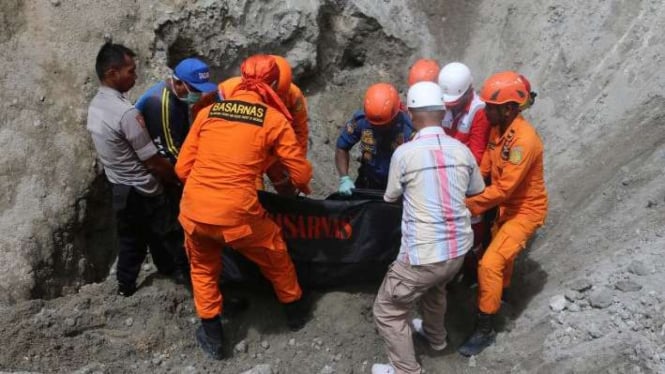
[183, 92, 202, 104]
[173, 76, 202, 104]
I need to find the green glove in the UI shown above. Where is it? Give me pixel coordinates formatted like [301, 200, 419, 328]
[338, 176, 355, 196]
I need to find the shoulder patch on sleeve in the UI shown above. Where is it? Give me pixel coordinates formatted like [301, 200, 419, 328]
[345, 120, 356, 134]
[208, 100, 267, 126]
[509, 146, 523, 165]
[361, 129, 375, 145]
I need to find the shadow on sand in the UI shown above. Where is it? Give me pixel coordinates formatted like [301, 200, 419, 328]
[215, 242, 547, 359]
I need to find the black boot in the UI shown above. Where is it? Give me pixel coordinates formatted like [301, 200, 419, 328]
[284, 298, 309, 331]
[117, 283, 136, 297]
[196, 315, 223, 360]
[458, 312, 496, 357]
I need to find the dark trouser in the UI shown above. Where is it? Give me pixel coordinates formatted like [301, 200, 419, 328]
[355, 165, 387, 190]
[112, 184, 188, 288]
[461, 207, 498, 284]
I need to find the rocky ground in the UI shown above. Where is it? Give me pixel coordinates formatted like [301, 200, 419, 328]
[2, 0, 665, 373]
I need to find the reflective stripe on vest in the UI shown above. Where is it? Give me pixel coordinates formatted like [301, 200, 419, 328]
[442, 93, 486, 134]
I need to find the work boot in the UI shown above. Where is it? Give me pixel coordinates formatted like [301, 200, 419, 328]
[458, 312, 496, 357]
[284, 298, 309, 331]
[196, 316, 223, 360]
[117, 283, 136, 297]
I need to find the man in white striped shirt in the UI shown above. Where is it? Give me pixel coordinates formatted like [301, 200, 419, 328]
[372, 82, 485, 374]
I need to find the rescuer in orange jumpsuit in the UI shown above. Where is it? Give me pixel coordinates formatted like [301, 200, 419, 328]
[458, 71, 548, 357]
[218, 55, 309, 195]
[175, 55, 313, 360]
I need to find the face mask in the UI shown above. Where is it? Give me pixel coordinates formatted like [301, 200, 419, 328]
[173, 76, 202, 104]
[182, 92, 201, 105]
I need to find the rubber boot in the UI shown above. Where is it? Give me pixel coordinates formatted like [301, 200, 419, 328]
[458, 312, 496, 357]
[196, 315, 223, 360]
[284, 298, 308, 331]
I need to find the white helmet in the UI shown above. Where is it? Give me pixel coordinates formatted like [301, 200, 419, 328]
[438, 62, 473, 103]
[406, 81, 445, 110]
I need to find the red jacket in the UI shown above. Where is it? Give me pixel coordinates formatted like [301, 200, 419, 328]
[442, 92, 490, 165]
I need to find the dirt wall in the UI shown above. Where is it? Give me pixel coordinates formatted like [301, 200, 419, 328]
[1, 0, 665, 372]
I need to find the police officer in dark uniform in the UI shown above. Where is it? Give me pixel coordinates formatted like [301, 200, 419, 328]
[135, 58, 219, 285]
[87, 43, 182, 296]
[335, 83, 414, 194]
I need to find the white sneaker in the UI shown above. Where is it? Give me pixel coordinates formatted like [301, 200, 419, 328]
[371, 363, 396, 374]
[412, 318, 447, 351]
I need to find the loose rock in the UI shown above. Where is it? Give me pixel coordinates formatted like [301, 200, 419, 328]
[469, 356, 477, 367]
[590, 288, 614, 309]
[615, 280, 643, 292]
[587, 323, 604, 339]
[241, 364, 273, 374]
[564, 289, 583, 301]
[568, 278, 593, 292]
[549, 295, 567, 312]
[234, 339, 248, 353]
[260, 340, 270, 350]
[320, 364, 334, 374]
[628, 260, 649, 276]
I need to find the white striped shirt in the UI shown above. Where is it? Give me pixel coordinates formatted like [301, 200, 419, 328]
[384, 126, 485, 265]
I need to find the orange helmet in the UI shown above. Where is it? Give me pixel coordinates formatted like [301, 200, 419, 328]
[364, 83, 400, 126]
[479, 71, 528, 106]
[271, 55, 293, 98]
[517, 74, 531, 93]
[408, 59, 440, 87]
[517, 74, 537, 110]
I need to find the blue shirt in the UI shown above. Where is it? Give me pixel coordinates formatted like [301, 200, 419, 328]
[135, 81, 190, 163]
[336, 110, 414, 182]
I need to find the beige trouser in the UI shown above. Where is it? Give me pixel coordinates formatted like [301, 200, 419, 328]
[373, 257, 464, 374]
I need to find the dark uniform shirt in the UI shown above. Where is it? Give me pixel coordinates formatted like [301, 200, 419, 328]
[336, 110, 414, 188]
[136, 81, 190, 164]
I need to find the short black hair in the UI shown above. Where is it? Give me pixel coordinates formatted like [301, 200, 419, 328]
[95, 42, 136, 81]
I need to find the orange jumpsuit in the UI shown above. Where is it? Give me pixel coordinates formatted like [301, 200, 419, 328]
[465, 114, 548, 314]
[219, 77, 309, 194]
[175, 89, 312, 319]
